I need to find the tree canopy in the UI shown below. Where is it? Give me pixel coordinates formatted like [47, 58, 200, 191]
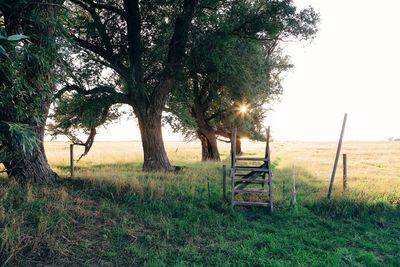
[52, 0, 198, 171]
[46, 0, 319, 168]
[165, 0, 318, 160]
[0, 0, 64, 182]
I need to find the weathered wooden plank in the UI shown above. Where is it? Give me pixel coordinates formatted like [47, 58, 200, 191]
[234, 189, 270, 195]
[236, 157, 268, 161]
[235, 167, 269, 172]
[230, 126, 274, 210]
[233, 201, 270, 207]
[234, 178, 266, 184]
[234, 173, 260, 177]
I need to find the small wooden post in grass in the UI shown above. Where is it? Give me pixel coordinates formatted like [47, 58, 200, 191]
[70, 144, 74, 178]
[222, 164, 227, 200]
[230, 127, 237, 208]
[207, 177, 211, 200]
[327, 113, 347, 199]
[291, 165, 297, 208]
[343, 153, 348, 192]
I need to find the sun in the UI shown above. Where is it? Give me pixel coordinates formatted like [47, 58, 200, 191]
[240, 105, 248, 114]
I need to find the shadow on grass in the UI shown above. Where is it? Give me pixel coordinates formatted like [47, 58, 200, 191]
[58, 165, 400, 266]
[272, 163, 400, 220]
[54, 162, 142, 171]
[1, 161, 400, 266]
[56, 160, 400, 223]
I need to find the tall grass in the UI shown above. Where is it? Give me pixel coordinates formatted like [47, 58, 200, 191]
[0, 141, 399, 266]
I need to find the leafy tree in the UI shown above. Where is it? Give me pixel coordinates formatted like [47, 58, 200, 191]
[53, 0, 198, 172]
[0, 0, 64, 183]
[166, 0, 319, 161]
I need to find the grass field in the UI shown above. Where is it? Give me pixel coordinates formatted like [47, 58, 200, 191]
[1, 141, 400, 266]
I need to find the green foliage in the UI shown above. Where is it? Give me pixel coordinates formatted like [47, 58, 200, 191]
[5, 122, 39, 153]
[49, 90, 122, 151]
[166, 0, 319, 141]
[0, 33, 39, 161]
[1, 156, 399, 265]
[0, 34, 29, 58]
[0, 122, 39, 164]
[0, 1, 65, 167]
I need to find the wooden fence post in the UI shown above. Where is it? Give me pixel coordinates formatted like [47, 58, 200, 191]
[222, 164, 227, 200]
[328, 113, 347, 199]
[291, 165, 297, 207]
[343, 154, 348, 192]
[70, 144, 74, 178]
[207, 177, 211, 201]
[230, 127, 237, 208]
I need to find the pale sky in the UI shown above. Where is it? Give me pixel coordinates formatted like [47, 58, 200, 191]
[86, 0, 400, 142]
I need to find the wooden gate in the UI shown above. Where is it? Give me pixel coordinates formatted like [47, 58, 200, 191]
[230, 127, 273, 211]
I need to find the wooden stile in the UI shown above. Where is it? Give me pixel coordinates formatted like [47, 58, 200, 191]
[230, 126, 273, 212]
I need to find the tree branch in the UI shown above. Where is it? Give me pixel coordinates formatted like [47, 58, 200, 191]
[70, 0, 128, 77]
[55, 84, 129, 104]
[80, 0, 126, 17]
[217, 137, 231, 143]
[72, 36, 128, 77]
[150, 0, 198, 110]
[215, 130, 231, 139]
[123, 0, 144, 100]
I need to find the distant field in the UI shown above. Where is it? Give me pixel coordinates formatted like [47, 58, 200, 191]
[47, 140, 400, 200]
[1, 141, 400, 266]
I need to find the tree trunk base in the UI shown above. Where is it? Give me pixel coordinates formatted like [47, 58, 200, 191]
[5, 149, 57, 184]
[199, 129, 220, 161]
[138, 113, 173, 172]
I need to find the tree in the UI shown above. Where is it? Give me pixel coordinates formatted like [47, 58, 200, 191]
[166, 0, 318, 161]
[53, 0, 198, 171]
[214, 101, 269, 156]
[0, 0, 63, 183]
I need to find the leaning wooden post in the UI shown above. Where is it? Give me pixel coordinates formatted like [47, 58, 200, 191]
[266, 126, 273, 212]
[230, 127, 237, 208]
[343, 154, 348, 192]
[70, 144, 74, 178]
[327, 113, 347, 199]
[222, 164, 227, 200]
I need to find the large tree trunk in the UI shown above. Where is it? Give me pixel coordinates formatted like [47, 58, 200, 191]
[0, 0, 61, 183]
[122, 0, 195, 172]
[4, 121, 57, 183]
[198, 128, 220, 161]
[137, 112, 173, 172]
[4, 151, 56, 184]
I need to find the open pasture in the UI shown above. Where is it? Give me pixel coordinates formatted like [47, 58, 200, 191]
[47, 140, 400, 201]
[1, 141, 400, 266]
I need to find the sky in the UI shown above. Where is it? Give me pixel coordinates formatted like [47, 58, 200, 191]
[89, 0, 400, 142]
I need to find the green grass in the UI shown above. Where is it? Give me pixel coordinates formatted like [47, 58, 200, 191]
[1, 152, 400, 266]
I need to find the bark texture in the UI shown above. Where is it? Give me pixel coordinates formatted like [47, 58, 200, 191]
[198, 128, 220, 161]
[2, 101, 57, 184]
[138, 112, 173, 172]
[0, 0, 60, 183]
[4, 144, 57, 184]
